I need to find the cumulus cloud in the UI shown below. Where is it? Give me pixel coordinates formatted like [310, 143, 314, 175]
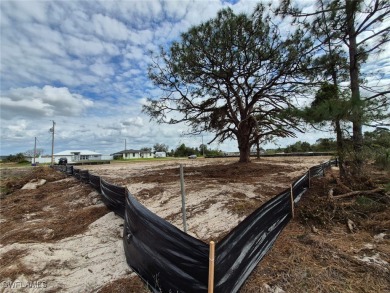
[92, 13, 130, 41]
[90, 61, 115, 77]
[0, 86, 93, 120]
[7, 119, 28, 133]
[1, 0, 389, 156]
[121, 117, 144, 127]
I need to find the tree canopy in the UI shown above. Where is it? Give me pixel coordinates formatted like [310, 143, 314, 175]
[24, 148, 45, 158]
[279, 0, 390, 175]
[144, 5, 313, 162]
[153, 143, 169, 153]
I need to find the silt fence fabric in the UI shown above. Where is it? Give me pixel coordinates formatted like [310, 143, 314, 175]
[65, 165, 73, 175]
[88, 173, 101, 192]
[79, 170, 89, 183]
[100, 178, 126, 218]
[214, 190, 292, 292]
[123, 191, 209, 292]
[73, 168, 81, 180]
[53, 159, 336, 292]
[292, 172, 309, 203]
[309, 165, 323, 178]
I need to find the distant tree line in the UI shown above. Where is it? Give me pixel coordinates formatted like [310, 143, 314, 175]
[139, 143, 223, 157]
[283, 138, 337, 153]
[2, 153, 28, 163]
[279, 129, 389, 170]
[170, 144, 223, 157]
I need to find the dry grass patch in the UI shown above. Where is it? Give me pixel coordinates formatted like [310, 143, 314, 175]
[97, 275, 149, 293]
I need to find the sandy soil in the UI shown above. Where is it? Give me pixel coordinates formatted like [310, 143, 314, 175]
[81, 157, 331, 241]
[1, 157, 389, 293]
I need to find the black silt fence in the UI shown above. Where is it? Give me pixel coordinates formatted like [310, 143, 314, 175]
[214, 190, 292, 292]
[309, 165, 324, 178]
[89, 173, 101, 192]
[73, 168, 81, 180]
[52, 159, 336, 292]
[66, 165, 74, 175]
[100, 178, 126, 218]
[292, 172, 309, 203]
[79, 170, 89, 183]
[123, 191, 209, 292]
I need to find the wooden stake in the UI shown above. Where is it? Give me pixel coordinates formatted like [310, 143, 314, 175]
[208, 241, 215, 293]
[290, 184, 295, 218]
[308, 169, 311, 188]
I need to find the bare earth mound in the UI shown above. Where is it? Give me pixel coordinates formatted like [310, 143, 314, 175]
[1, 157, 389, 292]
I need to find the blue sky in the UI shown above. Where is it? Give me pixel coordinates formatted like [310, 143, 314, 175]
[1, 0, 389, 156]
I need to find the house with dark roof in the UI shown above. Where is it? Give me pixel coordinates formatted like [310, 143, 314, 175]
[111, 149, 154, 159]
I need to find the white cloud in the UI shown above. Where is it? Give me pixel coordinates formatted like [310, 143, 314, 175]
[124, 45, 148, 61]
[163, 0, 190, 20]
[65, 35, 119, 57]
[0, 86, 93, 120]
[128, 29, 154, 46]
[90, 61, 115, 77]
[92, 13, 130, 41]
[1, 0, 389, 156]
[7, 119, 28, 133]
[121, 117, 144, 127]
[1, 0, 48, 23]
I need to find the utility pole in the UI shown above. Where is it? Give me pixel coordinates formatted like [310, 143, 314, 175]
[125, 139, 127, 151]
[50, 121, 55, 165]
[33, 137, 37, 165]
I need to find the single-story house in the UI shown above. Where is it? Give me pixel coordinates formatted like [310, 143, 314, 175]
[155, 152, 167, 158]
[28, 150, 105, 164]
[26, 150, 112, 164]
[111, 149, 154, 159]
[54, 150, 103, 163]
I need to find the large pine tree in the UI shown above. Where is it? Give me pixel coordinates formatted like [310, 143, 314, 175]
[279, 0, 390, 175]
[144, 5, 313, 162]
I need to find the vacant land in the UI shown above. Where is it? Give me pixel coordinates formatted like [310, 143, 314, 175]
[0, 157, 389, 292]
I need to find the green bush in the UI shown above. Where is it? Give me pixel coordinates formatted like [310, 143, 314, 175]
[374, 149, 390, 170]
[4, 153, 26, 163]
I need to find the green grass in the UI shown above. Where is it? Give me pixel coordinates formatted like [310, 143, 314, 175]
[384, 183, 390, 192]
[0, 162, 33, 169]
[355, 195, 377, 206]
[111, 157, 205, 163]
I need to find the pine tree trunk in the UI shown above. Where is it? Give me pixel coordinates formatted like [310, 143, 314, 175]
[346, 0, 364, 176]
[239, 144, 251, 163]
[237, 125, 251, 163]
[335, 119, 346, 178]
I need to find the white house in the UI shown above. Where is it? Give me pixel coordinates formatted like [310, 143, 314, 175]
[111, 149, 154, 159]
[155, 152, 167, 158]
[29, 150, 105, 164]
[54, 150, 103, 163]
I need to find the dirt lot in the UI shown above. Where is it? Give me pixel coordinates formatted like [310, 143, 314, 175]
[0, 157, 389, 292]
